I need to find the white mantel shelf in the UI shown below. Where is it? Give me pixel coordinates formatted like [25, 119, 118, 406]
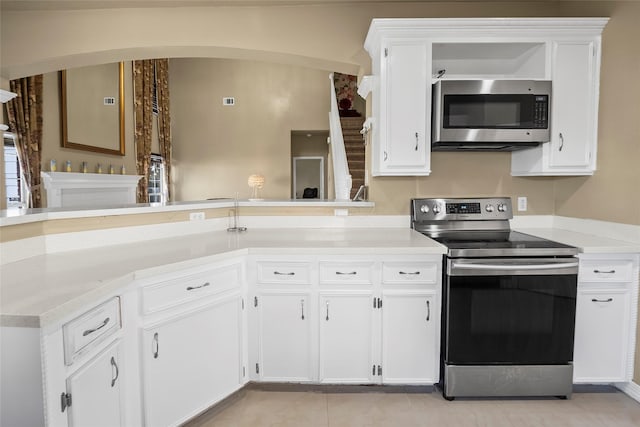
[40, 171, 143, 209]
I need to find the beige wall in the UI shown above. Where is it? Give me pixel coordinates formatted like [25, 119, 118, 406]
[170, 58, 331, 201]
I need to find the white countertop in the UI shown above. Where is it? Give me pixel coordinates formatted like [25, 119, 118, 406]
[0, 228, 444, 328]
[516, 227, 640, 253]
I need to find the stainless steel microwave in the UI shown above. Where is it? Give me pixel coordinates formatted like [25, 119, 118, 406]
[432, 80, 551, 151]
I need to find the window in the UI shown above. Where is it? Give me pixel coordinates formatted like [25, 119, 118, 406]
[148, 153, 166, 203]
[3, 132, 25, 208]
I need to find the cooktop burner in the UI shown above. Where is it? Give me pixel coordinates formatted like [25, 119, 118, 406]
[434, 231, 578, 258]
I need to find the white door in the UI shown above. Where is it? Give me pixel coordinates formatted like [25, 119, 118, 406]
[66, 340, 123, 427]
[257, 292, 313, 382]
[549, 41, 596, 170]
[573, 288, 631, 382]
[377, 39, 430, 175]
[319, 292, 375, 383]
[381, 292, 438, 384]
[141, 296, 241, 427]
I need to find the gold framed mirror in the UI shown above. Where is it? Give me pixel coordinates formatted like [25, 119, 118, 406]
[60, 62, 125, 155]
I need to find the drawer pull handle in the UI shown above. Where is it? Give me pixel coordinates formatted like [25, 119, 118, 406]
[82, 317, 110, 337]
[335, 271, 357, 275]
[274, 271, 295, 276]
[110, 356, 119, 387]
[301, 299, 305, 320]
[594, 269, 616, 274]
[186, 282, 210, 291]
[426, 300, 431, 322]
[399, 271, 421, 275]
[153, 332, 159, 359]
[591, 298, 613, 303]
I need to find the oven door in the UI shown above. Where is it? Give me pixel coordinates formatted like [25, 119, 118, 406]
[443, 257, 578, 365]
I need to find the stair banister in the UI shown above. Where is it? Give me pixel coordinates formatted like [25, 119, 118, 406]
[328, 73, 352, 201]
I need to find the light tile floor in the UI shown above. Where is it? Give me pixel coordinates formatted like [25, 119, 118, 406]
[185, 388, 640, 427]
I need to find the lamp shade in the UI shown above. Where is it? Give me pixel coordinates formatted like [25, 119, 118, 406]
[247, 174, 265, 189]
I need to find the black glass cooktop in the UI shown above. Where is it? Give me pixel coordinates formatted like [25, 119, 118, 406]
[431, 231, 578, 258]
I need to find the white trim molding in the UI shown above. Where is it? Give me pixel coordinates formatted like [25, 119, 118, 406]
[615, 381, 640, 403]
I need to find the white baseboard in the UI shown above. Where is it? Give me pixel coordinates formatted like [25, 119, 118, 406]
[615, 381, 640, 403]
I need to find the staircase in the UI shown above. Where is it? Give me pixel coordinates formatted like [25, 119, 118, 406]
[340, 116, 366, 199]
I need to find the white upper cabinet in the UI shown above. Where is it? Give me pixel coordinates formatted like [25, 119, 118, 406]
[512, 40, 601, 175]
[364, 18, 608, 177]
[373, 39, 431, 176]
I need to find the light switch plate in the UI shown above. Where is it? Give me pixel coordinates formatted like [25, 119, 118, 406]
[517, 197, 527, 212]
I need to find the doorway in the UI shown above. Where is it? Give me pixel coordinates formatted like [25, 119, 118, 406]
[292, 157, 324, 199]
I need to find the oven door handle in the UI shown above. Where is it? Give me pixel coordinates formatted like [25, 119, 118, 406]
[451, 261, 578, 271]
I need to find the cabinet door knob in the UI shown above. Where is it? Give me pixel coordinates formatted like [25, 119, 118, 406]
[301, 299, 305, 320]
[325, 301, 330, 321]
[153, 332, 159, 359]
[110, 356, 119, 387]
[559, 132, 564, 151]
[426, 300, 431, 322]
[415, 132, 419, 151]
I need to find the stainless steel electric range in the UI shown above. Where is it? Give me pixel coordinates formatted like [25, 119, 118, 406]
[411, 197, 579, 400]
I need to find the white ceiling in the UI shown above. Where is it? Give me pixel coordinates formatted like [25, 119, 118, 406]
[0, 0, 617, 12]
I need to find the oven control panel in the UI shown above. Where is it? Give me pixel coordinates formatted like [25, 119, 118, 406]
[411, 197, 513, 222]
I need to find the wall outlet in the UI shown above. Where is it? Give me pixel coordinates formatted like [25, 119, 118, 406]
[189, 212, 206, 221]
[517, 197, 528, 212]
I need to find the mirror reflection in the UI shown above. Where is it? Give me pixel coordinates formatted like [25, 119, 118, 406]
[61, 62, 125, 156]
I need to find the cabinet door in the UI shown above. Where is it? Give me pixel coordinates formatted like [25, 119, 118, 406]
[376, 39, 430, 176]
[141, 296, 241, 427]
[257, 292, 313, 382]
[66, 340, 123, 427]
[573, 288, 631, 383]
[549, 41, 596, 170]
[319, 292, 375, 383]
[381, 292, 438, 384]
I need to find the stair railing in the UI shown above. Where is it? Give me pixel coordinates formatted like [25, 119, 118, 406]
[328, 73, 352, 200]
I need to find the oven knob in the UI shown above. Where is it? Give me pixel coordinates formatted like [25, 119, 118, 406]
[420, 205, 429, 213]
[485, 204, 495, 212]
[497, 203, 507, 212]
[432, 204, 441, 214]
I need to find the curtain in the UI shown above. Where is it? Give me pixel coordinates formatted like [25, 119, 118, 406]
[155, 59, 172, 201]
[6, 75, 44, 208]
[133, 60, 154, 203]
[133, 59, 172, 203]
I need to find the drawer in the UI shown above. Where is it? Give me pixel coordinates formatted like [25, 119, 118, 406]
[319, 262, 374, 285]
[63, 297, 121, 366]
[256, 262, 312, 285]
[141, 263, 242, 314]
[579, 259, 634, 283]
[382, 262, 438, 285]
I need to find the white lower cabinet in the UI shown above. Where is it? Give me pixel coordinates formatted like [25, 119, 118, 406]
[319, 292, 375, 383]
[141, 294, 242, 427]
[65, 339, 123, 427]
[256, 292, 313, 382]
[573, 288, 630, 382]
[381, 291, 438, 384]
[573, 254, 639, 384]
